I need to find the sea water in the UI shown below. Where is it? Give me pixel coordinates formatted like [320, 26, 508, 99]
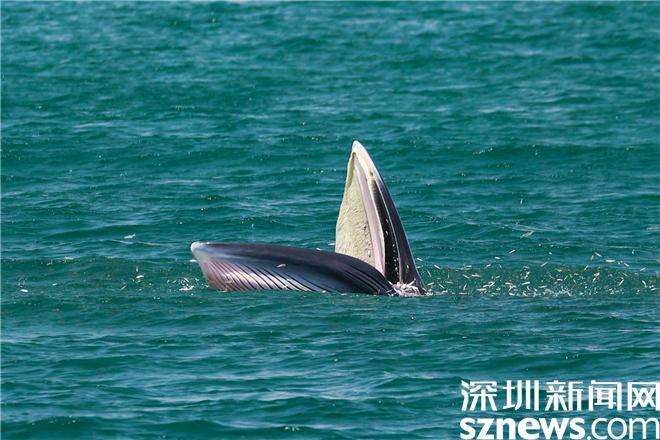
[2, 2, 659, 438]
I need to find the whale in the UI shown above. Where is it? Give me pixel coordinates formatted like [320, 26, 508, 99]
[191, 141, 426, 296]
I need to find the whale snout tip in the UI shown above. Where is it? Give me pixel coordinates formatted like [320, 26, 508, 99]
[190, 241, 206, 255]
[351, 139, 364, 152]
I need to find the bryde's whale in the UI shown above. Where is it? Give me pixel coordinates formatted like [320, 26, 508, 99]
[191, 141, 426, 296]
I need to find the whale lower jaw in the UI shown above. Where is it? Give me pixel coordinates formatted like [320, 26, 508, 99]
[190, 242, 398, 295]
[191, 242, 426, 296]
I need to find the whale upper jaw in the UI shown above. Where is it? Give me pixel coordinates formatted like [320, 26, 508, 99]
[190, 141, 426, 296]
[335, 141, 426, 294]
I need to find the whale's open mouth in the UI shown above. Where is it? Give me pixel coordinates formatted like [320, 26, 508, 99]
[191, 141, 425, 296]
[336, 141, 426, 294]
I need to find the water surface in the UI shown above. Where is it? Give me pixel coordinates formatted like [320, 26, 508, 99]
[2, 2, 659, 438]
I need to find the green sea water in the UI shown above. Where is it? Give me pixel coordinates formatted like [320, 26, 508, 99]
[2, 2, 659, 439]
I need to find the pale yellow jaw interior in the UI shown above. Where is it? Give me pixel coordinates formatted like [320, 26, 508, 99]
[335, 141, 385, 275]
